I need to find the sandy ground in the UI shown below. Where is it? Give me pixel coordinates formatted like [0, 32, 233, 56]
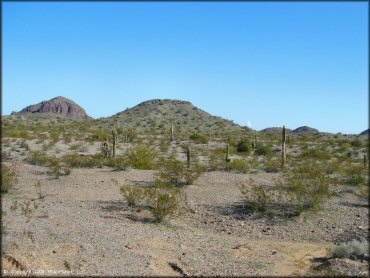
[2, 162, 368, 276]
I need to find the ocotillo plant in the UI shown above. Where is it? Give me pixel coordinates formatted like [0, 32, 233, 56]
[112, 127, 118, 157]
[225, 143, 231, 170]
[186, 146, 191, 169]
[281, 125, 286, 167]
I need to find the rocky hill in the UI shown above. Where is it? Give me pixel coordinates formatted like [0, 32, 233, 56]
[259, 127, 291, 134]
[291, 126, 319, 135]
[359, 129, 369, 136]
[11, 96, 91, 120]
[96, 99, 250, 137]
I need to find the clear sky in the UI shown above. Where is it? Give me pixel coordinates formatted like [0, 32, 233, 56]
[3, 2, 368, 134]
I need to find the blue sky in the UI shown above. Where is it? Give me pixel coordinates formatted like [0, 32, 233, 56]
[3, 2, 368, 134]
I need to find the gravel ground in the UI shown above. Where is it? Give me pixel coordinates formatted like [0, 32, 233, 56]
[2, 162, 369, 276]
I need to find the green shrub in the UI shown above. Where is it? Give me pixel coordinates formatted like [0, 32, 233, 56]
[119, 183, 145, 206]
[264, 158, 281, 173]
[127, 144, 157, 170]
[276, 162, 338, 213]
[47, 157, 71, 179]
[228, 159, 250, 173]
[106, 156, 128, 171]
[300, 147, 331, 160]
[189, 133, 209, 144]
[26, 151, 50, 166]
[1, 162, 19, 193]
[208, 148, 225, 171]
[343, 165, 366, 186]
[236, 137, 252, 153]
[146, 185, 186, 222]
[330, 239, 368, 258]
[156, 154, 205, 187]
[351, 138, 362, 148]
[254, 145, 272, 156]
[240, 177, 269, 212]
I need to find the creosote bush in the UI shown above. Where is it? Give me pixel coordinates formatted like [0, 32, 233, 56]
[276, 162, 338, 213]
[240, 177, 270, 212]
[236, 137, 252, 154]
[228, 159, 250, 173]
[127, 144, 157, 170]
[1, 162, 19, 193]
[155, 153, 205, 187]
[189, 133, 209, 144]
[330, 239, 368, 259]
[47, 157, 71, 179]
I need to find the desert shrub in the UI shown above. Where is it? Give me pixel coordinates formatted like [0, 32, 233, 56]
[5, 130, 31, 139]
[264, 158, 281, 173]
[300, 147, 331, 160]
[146, 185, 186, 222]
[106, 156, 129, 171]
[62, 153, 103, 168]
[127, 144, 157, 170]
[49, 132, 59, 143]
[342, 165, 366, 186]
[276, 162, 338, 213]
[1, 162, 19, 193]
[34, 180, 45, 199]
[26, 150, 50, 166]
[208, 148, 226, 171]
[236, 137, 252, 154]
[90, 130, 109, 142]
[119, 183, 145, 206]
[351, 138, 362, 148]
[228, 159, 250, 173]
[189, 133, 209, 144]
[240, 177, 269, 212]
[156, 154, 205, 187]
[330, 239, 368, 258]
[254, 144, 272, 156]
[354, 185, 369, 200]
[47, 157, 71, 179]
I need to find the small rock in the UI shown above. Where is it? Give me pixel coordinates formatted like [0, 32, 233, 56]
[52, 250, 56, 254]
[125, 244, 134, 249]
[358, 226, 364, 230]
[272, 251, 277, 255]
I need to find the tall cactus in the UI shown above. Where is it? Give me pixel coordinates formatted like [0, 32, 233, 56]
[281, 125, 286, 167]
[112, 127, 118, 157]
[186, 146, 191, 169]
[364, 154, 367, 169]
[225, 143, 231, 170]
[170, 118, 174, 141]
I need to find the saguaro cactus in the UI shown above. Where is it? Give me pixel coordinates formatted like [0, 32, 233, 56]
[364, 154, 367, 169]
[225, 143, 231, 170]
[170, 118, 174, 141]
[101, 141, 109, 158]
[112, 127, 118, 157]
[186, 146, 191, 169]
[281, 125, 286, 167]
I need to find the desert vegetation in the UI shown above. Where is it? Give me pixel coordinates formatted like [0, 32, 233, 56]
[1, 100, 368, 276]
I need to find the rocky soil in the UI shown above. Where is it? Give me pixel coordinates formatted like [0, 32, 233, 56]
[2, 162, 368, 276]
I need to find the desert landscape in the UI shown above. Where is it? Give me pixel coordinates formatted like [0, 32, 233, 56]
[1, 97, 369, 276]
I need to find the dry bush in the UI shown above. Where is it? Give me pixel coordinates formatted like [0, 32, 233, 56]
[330, 239, 368, 259]
[1, 162, 19, 193]
[276, 162, 338, 213]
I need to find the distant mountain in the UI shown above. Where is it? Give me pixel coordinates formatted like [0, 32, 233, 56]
[259, 127, 291, 134]
[291, 126, 319, 135]
[12, 96, 91, 120]
[96, 99, 249, 136]
[360, 129, 369, 136]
